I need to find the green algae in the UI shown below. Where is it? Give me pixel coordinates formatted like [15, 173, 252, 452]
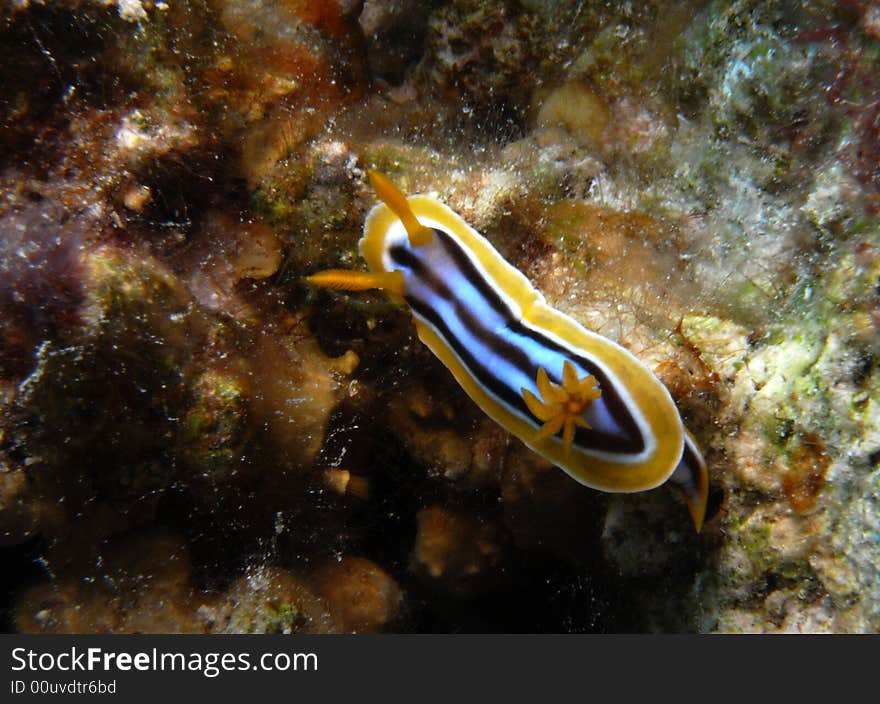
[253, 601, 307, 635]
[179, 367, 251, 480]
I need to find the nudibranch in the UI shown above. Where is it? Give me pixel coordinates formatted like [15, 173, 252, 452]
[308, 171, 709, 531]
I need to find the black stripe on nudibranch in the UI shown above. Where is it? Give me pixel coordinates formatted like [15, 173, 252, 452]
[388, 231, 646, 456]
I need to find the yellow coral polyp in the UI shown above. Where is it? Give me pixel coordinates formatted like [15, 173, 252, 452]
[521, 361, 602, 454]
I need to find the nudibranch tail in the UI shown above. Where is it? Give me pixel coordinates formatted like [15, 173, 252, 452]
[667, 431, 710, 533]
[367, 170, 433, 247]
[306, 269, 405, 296]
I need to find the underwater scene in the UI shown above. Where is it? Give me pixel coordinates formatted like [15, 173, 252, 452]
[1, 0, 878, 634]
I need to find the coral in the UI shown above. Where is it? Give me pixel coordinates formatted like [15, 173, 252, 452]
[311, 556, 404, 633]
[411, 505, 506, 597]
[255, 137, 366, 275]
[208, 0, 365, 186]
[0, 459, 39, 547]
[416, 0, 548, 130]
[388, 380, 507, 488]
[7, 245, 200, 556]
[0, 198, 356, 561]
[536, 81, 611, 152]
[178, 366, 252, 483]
[16, 531, 394, 634]
[15, 531, 204, 633]
[524, 200, 714, 416]
[359, 0, 433, 85]
[184, 211, 283, 320]
[695, 251, 880, 630]
[211, 565, 339, 634]
[246, 325, 358, 471]
[780, 434, 830, 515]
[0, 202, 86, 378]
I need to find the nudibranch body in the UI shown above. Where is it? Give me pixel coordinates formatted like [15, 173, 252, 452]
[309, 172, 709, 531]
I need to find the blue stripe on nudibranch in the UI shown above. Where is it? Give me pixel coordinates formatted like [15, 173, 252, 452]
[307, 172, 709, 532]
[384, 222, 652, 461]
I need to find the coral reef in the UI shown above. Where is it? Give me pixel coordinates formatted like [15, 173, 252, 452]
[411, 505, 507, 597]
[311, 556, 404, 633]
[2, 0, 879, 634]
[16, 531, 205, 633]
[14, 531, 401, 634]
